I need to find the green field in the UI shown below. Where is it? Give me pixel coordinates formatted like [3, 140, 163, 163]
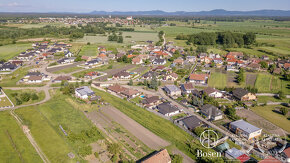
[0, 43, 31, 60]
[254, 74, 290, 94]
[15, 90, 104, 162]
[208, 72, 227, 89]
[76, 31, 158, 45]
[251, 105, 290, 133]
[0, 111, 42, 162]
[0, 66, 31, 87]
[257, 96, 289, 103]
[78, 44, 98, 56]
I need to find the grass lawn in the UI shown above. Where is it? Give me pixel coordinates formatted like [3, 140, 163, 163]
[92, 88, 223, 161]
[5, 89, 45, 106]
[171, 113, 187, 120]
[130, 96, 143, 104]
[0, 96, 13, 107]
[208, 72, 227, 89]
[78, 44, 98, 56]
[257, 96, 289, 103]
[0, 66, 31, 87]
[250, 105, 290, 133]
[0, 43, 31, 60]
[53, 66, 83, 74]
[15, 90, 104, 162]
[0, 111, 42, 162]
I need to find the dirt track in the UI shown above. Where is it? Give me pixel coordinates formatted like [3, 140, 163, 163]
[99, 106, 170, 150]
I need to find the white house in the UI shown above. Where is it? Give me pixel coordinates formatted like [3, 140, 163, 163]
[229, 119, 262, 140]
[203, 87, 223, 98]
[75, 86, 95, 99]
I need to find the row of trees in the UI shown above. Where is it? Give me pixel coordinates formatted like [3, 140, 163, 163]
[176, 31, 256, 48]
[108, 33, 123, 43]
[11, 92, 39, 105]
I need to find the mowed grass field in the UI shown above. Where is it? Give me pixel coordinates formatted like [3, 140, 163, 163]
[0, 111, 42, 162]
[0, 43, 31, 60]
[0, 96, 13, 107]
[251, 105, 290, 133]
[78, 44, 98, 56]
[208, 72, 227, 89]
[15, 90, 101, 162]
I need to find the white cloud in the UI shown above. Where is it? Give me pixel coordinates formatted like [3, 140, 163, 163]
[0, 2, 22, 7]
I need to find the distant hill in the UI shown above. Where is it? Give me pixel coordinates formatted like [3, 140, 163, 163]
[89, 9, 290, 16]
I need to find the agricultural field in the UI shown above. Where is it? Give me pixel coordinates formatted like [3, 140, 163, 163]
[53, 66, 83, 74]
[250, 105, 290, 133]
[257, 96, 289, 103]
[0, 43, 31, 60]
[0, 111, 42, 162]
[254, 73, 289, 94]
[75, 31, 158, 45]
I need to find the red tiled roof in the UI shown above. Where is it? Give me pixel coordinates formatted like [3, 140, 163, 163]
[284, 147, 290, 158]
[236, 154, 250, 163]
[258, 156, 281, 163]
[284, 63, 290, 68]
[189, 74, 207, 81]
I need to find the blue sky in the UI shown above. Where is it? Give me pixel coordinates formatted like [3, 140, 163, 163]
[0, 0, 289, 12]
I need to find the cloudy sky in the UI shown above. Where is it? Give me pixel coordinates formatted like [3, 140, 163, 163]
[0, 0, 289, 12]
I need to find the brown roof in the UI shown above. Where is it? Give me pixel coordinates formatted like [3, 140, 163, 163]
[258, 156, 281, 163]
[189, 74, 207, 81]
[142, 96, 159, 104]
[54, 76, 71, 81]
[132, 57, 141, 63]
[183, 83, 194, 90]
[284, 147, 290, 158]
[203, 87, 219, 95]
[284, 63, 290, 68]
[121, 88, 139, 97]
[28, 75, 42, 81]
[141, 149, 171, 163]
[108, 84, 126, 93]
[248, 63, 260, 69]
[169, 73, 178, 78]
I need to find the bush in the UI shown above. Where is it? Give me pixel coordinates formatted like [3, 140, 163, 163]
[78, 145, 92, 157]
[20, 93, 31, 102]
[280, 107, 288, 116]
[94, 152, 99, 158]
[171, 154, 183, 163]
[31, 93, 39, 100]
[15, 98, 22, 105]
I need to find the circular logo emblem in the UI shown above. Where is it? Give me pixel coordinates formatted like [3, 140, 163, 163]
[199, 130, 219, 149]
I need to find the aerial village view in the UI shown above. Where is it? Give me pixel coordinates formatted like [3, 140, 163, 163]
[0, 0, 289, 163]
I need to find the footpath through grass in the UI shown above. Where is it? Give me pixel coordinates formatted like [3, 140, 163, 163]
[0, 111, 42, 163]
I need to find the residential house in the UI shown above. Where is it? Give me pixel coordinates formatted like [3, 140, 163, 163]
[84, 72, 99, 79]
[247, 63, 261, 71]
[57, 57, 75, 64]
[229, 119, 262, 140]
[284, 63, 290, 71]
[203, 87, 223, 98]
[152, 58, 166, 65]
[163, 85, 181, 96]
[226, 65, 239, 72]
[53, 76, 72, 82]
[232, 88, 256, 101]
[64, 50, 73, 58]
[108, 84, 127, 94]
[173, 58, 184, 66]
[200, 104, 223, 121]
[141, 71, 157, 80]
[120, 88, 140, 99]
[152, 65, 166, 72]
[156, 102, 180, 116]
[81, 56, 93, 61]
[282, 147, 290, 162]
[11, 61, 23, 66]
[186, 56, 196, 63]
[75, 86, 95, 99]
[139, 149, 171, 163]
[108, 53, 116, 60]
[112, 71, 131, 80]
[27, 75, 43, 83]
[225, 148, 250, 162]
[85, 59, 100, 66]
[226, 52, 243, 59]
[132, 56, 143, 65]
[189, 74, 208, 84]
[163, 73, 178, 81]
[178, 115, 203, 131]
[180, 83, 195, 94]
[141, 96, 161, 108]
[0, 62, 18, 71]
